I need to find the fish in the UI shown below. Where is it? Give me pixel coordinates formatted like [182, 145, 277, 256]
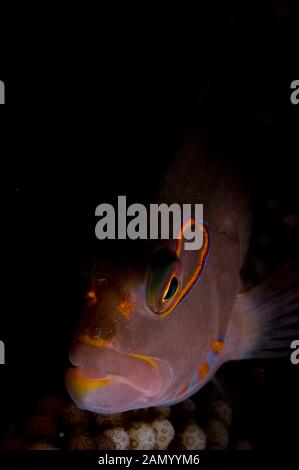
[65, 132, 299, 413]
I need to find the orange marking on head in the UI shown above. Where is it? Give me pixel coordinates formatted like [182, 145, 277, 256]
[86, 290, 97, 306]
[79, 334, 110, 348]
[177, 382, 189, 397]
[129, 353, 159, 369]
[211, 339, 224, 354]
[118, 299, 133, 318]
[198, 361, 209, 380]
[69, 369, 112, 394]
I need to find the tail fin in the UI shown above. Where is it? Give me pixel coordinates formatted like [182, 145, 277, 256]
[227, 253, 299, 360]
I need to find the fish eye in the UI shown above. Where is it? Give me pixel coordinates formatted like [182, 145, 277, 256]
[146, 249, 181, 315]
[163, 275, 179, 301]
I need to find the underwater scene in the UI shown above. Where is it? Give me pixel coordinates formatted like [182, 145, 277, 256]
[1, 2, 299, 465]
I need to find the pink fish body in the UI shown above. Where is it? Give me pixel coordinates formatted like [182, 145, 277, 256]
[66, 133, 299, 413]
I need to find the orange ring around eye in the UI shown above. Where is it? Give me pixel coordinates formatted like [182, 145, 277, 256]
[160, 221, 210, 319]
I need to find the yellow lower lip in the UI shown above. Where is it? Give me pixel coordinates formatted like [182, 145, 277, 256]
[68, 368, 113, 394]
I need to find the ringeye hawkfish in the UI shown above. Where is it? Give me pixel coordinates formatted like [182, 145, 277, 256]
[66, 133, 299, 413]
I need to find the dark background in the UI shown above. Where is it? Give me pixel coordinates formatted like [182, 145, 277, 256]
[1, 0, 299, 451]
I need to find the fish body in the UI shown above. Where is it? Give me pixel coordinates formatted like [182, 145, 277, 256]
[66, 133, 299, 413]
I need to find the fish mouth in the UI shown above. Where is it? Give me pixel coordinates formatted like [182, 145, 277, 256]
[65, 341, 173, 413]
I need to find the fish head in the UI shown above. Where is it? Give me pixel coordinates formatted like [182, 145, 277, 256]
[66, 220, 239, 413]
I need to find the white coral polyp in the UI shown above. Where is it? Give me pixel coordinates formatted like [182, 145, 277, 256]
[208, 400, 232, 427]
[103, 427, 130, 450]
[128, 422, 156, 450]
[179, 420, 206, 450]
[152, 419, 175, 450]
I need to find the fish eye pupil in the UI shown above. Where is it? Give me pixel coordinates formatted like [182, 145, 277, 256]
[163, 276, 179, 301]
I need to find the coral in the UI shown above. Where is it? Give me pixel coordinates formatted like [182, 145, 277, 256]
[206, 418, 229, 450]
[94, 435, 116, 450]
[150, 406, 172, 420]
[152, 419, 175, 450]
[178, 420, 206, 450]
[128, 422, 156, 450]
[2, 391, 242, 451]
[95, 413, 125, 428]
[103, 427, 130, 450]
[207, 399, 232, 427]
[172, 399, 197, 419]
[121, 408, 150, 424]
[61, 403, 90, 427]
